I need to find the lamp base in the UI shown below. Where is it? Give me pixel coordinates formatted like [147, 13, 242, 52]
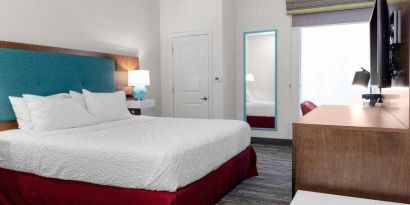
[132, 85, 147, 101]
[362, 94, 382, 107]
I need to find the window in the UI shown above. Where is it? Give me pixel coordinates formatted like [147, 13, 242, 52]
[300, 23, 370, 105]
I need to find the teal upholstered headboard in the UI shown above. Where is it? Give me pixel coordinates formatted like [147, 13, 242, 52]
[0, 48, 116, 121]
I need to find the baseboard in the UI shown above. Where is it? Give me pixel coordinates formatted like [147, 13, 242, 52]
[251, 137, 292, 146]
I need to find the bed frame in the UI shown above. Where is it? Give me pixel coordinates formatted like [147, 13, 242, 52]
[0, 40, 138, 131]
[0, 146, 257, 205]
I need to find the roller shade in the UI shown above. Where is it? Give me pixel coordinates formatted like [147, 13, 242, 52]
[286, 0, 403, 15]
[292, 8, 373, 27]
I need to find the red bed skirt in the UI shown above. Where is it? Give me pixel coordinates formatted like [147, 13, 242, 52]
[0, 146, 257, 205]
[247, 116, 275, 129]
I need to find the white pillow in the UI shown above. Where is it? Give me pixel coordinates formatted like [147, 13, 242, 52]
[23, 94, 97, 131]
[69, 91, 86, 108]
[82, 89, 131, 123]
[9, 93, 70, 130]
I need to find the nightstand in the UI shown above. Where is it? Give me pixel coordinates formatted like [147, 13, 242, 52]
[126, 99, 156, 115]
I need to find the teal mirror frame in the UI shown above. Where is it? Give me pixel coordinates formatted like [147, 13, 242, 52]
[243, 29, 278, 131]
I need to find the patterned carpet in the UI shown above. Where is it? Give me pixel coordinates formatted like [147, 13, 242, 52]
[217, 143, 292, 205]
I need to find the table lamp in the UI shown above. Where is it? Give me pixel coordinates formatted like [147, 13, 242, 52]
[128, 70, 150, 100]
[352, 67, 381, 107]
[246, 73, 255, 82]
[352, 67, 370, 87]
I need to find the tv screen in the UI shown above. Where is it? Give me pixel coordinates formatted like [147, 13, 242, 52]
[370, 0, 391, 88]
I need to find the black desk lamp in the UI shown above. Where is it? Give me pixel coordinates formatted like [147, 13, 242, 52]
[352, 68, 382, 107]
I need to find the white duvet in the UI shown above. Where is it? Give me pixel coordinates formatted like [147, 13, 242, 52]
[246, 101, 275, 117]
[0, 116, 251, 192]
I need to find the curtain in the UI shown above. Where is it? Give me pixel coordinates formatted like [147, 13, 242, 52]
[286, 0, 403, 15]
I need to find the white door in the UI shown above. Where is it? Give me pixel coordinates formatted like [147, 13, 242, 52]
[172, 34, 209, 119]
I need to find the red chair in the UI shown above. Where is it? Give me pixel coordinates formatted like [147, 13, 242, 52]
[300, 101, 317, 116]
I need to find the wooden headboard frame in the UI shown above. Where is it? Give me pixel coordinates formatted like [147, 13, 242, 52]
[0, 40, 139, 131]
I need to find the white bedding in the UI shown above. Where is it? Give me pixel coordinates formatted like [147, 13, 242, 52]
[0, 116, 250, 192]
[246, 101, 275, 117]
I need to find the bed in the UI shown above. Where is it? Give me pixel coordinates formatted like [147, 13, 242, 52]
[0, 41, 257, 205]
[246, 100, 276, 129]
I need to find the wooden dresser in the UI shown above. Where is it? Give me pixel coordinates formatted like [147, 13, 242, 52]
[292, 105, 410, 204]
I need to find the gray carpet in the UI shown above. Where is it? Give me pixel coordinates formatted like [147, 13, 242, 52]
[217, 143, 292, 205]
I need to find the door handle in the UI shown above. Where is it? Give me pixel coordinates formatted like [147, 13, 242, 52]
[200, 96, 208, 101]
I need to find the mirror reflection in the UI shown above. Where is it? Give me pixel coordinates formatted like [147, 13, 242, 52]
[244, 30, 277, 130]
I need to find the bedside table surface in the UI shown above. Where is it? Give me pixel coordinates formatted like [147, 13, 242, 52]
[126, 99, 156, 109]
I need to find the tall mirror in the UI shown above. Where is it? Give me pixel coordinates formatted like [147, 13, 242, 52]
[244, 30, 277, 131]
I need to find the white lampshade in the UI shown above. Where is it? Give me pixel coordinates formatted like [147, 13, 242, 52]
[128, 70, 150, 86]
[246, 73, 255, 82]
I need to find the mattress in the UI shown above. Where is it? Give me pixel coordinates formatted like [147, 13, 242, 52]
[246, 101, 275, 117]
[0, 116, 251, 192]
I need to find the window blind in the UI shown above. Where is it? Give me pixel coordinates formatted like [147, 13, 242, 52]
[292, 8, 373, 27]
[286, 0, 403, 15]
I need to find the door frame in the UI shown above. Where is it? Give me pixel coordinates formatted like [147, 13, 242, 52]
[168, 30, 213, 118]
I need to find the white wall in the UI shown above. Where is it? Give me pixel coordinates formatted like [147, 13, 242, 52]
[246, 34, 276, 101]
[160, 0, 225, 119]
[236, 0, 294, 139]
[0, 0, 161, 116]
[222, 0, 237, 119]
[160, 0, 295, 138]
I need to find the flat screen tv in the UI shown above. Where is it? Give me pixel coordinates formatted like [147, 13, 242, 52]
[370, 0, 391, 88]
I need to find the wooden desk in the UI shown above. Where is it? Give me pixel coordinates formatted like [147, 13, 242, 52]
[293, 105, 410, 204]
